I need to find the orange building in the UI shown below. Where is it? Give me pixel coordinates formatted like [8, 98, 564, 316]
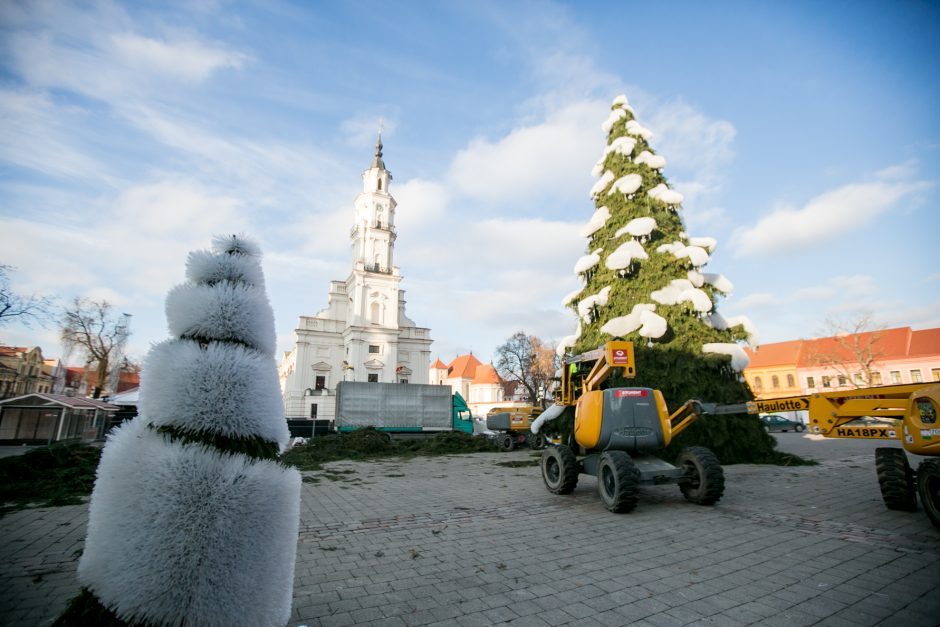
[744, 326, 940, 402]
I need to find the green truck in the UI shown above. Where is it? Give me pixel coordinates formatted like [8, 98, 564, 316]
[334, 381, 473, 436]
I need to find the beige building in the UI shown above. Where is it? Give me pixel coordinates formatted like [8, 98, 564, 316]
[0, 346, 53, 399]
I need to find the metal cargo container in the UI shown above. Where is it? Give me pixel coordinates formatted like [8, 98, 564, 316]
[335, 382, 454, 432]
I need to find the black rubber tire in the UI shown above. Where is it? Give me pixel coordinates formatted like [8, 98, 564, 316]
[596, 451, 640, 513]
[541, 445, 579, 494]
[677, 446, 725, 505]
[527, 432, 547, 450]
[875, 447, 917, 511]
[916, 459, 940, 530]
[795, 424, 805, 433]
[499, 434, 515, 452]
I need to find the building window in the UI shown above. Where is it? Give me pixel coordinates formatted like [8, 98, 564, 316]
[368, 373, 379, 383]
[890, 371, 901, 384]
[400, 379, 408, 384]
[872, 372, 883, 385]
[786, 374, 795, 388]
[315, 375, 326, 390]
[310, 403, 318, 419]
[932, 368, 940, 382]
[822, 376, 831, 388]
[837, 375, 847, 387]
[368, 345, 380, 354]
[377, 178, 382, 191]
[753, 376, 762, 392]
[910, 370, 923, 383]
[771, 375, 779, 389]
[806, 376, 815, 389]
[854, 373, 864, 385]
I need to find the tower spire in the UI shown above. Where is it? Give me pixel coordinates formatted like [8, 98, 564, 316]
[370, 133, 385, 170]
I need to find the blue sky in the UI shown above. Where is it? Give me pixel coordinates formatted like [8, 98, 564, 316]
[1, 0, 938, 367]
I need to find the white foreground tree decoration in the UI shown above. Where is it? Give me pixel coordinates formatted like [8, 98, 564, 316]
[68, 235, 300, 626]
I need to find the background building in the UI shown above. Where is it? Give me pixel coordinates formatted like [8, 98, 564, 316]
[744, 325, 940, 419]
[279, 139, 432, 421]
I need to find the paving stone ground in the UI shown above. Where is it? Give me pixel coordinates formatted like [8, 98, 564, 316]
[1, 435, 938, 626]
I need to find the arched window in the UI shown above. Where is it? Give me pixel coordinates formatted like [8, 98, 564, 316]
[786, 374, 795, 388]
[370, 302, 381, 324]
[377, 178, 382, 191]
[771, 375, 780, 389]
[753, 376, 762, 391]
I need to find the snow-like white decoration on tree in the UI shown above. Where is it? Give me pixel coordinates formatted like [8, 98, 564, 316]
[530, 402, 567, 434]
[625, 119, 653, 140]
[574, 250, 602, 274]
[687, 270, 704, 287]
[580, 206, 611, 237]
[590, 170, 615, 198]
[656, 241, 710, 267]
[702, 343, 750, 371]
[688, 236, 717, 252]
[139, 340, 288, 445]
[78, 235, 300, 626]
[556, 321, 583, 356]
[647, 183, 684, 205]
[601, 108, 627, 133]
[705, 313, 759, 344]
[633, 150, 666, 170]
[605, 240, 648, 270]
[614, 217, 657, 239]
[607, 136, 637, 157]
[612, 94, 629, 107]
[703, 273, 733, 294]
[608, 173, 643, 197]
[591, 160, 604, 179]
[650, 279, 713, 312]
[577, 286, 612, 321]
[562, 287, 583, 306]
[600, 304, 666, 339]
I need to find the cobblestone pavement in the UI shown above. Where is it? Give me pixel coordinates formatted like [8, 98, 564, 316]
[1, 435, 938, 626]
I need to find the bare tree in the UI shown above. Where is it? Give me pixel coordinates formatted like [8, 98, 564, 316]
[60, 298, 131, 397]
[806, 312, 885, 388]
[0, 265, 55, 328]
[495, 331, 560, 406]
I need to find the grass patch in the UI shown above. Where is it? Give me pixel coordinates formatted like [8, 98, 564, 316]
[496, 460, 540, 468]
[0, 442, 101, 515]
[282, 428, 498, 471]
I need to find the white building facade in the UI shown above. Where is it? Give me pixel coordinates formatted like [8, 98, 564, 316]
[279, 138, 432, 420]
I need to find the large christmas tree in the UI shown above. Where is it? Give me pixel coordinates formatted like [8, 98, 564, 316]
[59, 235, 300, 626]
[559, 95, 776, 463]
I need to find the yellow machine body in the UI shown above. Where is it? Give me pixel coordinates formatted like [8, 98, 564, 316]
[573, 387, 696, 453]
[788, 382, 940, 457]
[486, 405, 542, 433]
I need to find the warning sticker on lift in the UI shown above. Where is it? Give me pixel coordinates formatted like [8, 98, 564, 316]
[612, 349, 631, 365]
[615, 389, 647, 398]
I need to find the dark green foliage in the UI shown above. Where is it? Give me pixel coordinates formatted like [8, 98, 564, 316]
[662, 415, 816, 467]
[0, 442, 101, 514]
[282, 427, 498, 471]
[154, 424, 280, 462]
[54, 588, 146, 626]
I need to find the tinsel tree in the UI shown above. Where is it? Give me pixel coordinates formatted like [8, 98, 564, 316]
[558, 94, 776, 463]
[58, 235, 300, 626]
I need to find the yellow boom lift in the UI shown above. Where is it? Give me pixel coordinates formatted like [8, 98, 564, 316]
[536, 341, 721, 513]
[711, 382, 940, 529]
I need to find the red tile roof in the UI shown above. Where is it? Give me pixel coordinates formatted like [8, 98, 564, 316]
[910, 328, 940, 356]
[744, 340, 803, 368]
[472, 363, 502, 385]
[447, 353, 482, 380]
[430, 358, 448, 370]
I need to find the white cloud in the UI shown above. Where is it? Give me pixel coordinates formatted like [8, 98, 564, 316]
[110, 33, 247, 82]
[340, 114, 399, 147]
[728, 292, 776, 310]
[876, 159, 919, 180]
[731, 178, 931, 256]
[447, 99, 606, 204]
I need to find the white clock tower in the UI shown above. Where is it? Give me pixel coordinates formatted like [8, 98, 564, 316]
[278, 137, 434, 421]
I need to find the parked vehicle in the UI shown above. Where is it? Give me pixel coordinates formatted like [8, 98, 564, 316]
[760, 414, 805, 433]
[485, 406, 546, 451]
[335, 381, 473, 437]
